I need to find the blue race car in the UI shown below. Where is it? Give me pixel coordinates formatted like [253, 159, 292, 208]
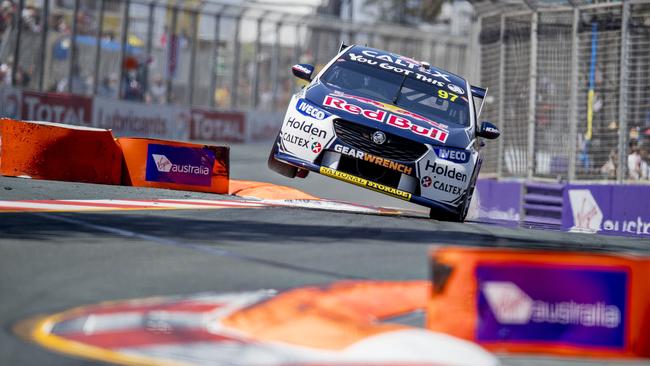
[268, 45, 500, 221]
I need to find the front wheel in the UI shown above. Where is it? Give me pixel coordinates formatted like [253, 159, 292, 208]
[429, 190, 472, 222]
[267, 136, 298, 178]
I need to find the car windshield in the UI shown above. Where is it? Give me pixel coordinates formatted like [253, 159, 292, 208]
[320, 59, 470, 127]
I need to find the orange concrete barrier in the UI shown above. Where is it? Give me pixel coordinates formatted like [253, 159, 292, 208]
[118, 137, 228, 194]
[427, 246, 650, 358]
[0, 118, 122, 184]
[229, 179, 318, 200]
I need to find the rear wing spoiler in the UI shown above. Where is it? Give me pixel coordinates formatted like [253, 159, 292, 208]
[470, 85, 488, 119]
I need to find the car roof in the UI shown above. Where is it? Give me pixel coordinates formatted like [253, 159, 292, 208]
[343, 45, 468, 88]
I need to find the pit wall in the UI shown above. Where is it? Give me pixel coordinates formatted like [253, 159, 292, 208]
[475, 179, 650, 238]
[0, 86, 282, 143]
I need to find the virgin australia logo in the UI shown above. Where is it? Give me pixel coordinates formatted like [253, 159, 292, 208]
[568, 189, 602, 233]
[151, 154, 209, 175]
[482, 281, 621, 328]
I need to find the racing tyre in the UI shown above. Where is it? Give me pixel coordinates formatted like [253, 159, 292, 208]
[429, 191, 471, 222]
[267, 138, 298, 178]
[296, 169, 310, 178]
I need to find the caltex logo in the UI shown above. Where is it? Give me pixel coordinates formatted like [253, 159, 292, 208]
[421, 176, 432, 187]
[311, 141, 322, 153]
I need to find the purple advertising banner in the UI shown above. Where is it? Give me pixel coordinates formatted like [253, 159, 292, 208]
[475, 179, 521, 222]
[145, 144, 215, 187]
[563, 184, 650, 238]
[476, 264, 627, 349]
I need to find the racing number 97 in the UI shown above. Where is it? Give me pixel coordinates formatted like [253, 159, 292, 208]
[437, 90, 458, 102]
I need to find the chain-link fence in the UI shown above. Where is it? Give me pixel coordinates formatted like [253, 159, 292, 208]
[476, 1, 650, 183]
[0, 0, 471, 112]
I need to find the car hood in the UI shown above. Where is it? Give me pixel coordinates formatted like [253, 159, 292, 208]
[304, 82, 473, 150]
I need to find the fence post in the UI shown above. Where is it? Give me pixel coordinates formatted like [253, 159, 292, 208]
[37, 0, 49, 91]
[142, 1, 154, 97]
[230, 15, 242, 108]
[93, 0, 106, 95]
[271, 21, 282, 110]
[66, 0, 80, 93]
[165, 7, 178, 104]
[209, 13, 221, 108]
[496, 14, 506, 178]
[616, 2, 630, 183]
[10, 0, 23, 87]
[188, 10, 199, 106]
[526, 11, 538, 180]
[567, 7, 579, 182]
[118, 0, 131, 99]
[252, 15, 264, 108]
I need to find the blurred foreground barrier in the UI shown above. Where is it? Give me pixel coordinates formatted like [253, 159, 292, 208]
[118, 137, 229, 194]
[0, 118, 121, 184]
[427, 246, 650, 359]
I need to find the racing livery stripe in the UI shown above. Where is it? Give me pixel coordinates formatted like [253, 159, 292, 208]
[319, 166, 411, 201]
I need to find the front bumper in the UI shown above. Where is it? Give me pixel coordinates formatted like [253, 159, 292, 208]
[273, 150, 462, 215]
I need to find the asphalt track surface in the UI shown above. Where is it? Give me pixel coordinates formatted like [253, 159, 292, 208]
[1, 141, 650, 366]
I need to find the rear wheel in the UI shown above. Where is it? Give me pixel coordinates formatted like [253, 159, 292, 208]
[267, 137, 298, 178]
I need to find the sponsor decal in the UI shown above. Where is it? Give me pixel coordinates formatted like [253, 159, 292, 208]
[145, 144, 214, 186]
[484, 126, 499, 134]
[333, 144, 413, 175]
[421, 176, 432, 187]
[292, 64, 312, 74]
[281, 132, 311, 150]
[330, 91, 448, 131]
[22, 91, 92, 125]
[424, 160, 467, 182]
[347, 50, 452, 83]
[477, 264, 627, 348]
[319, 166, 411, 200]
[434, 147, 469, 164]
[324, 95, 448, 144]
[568, 189, 650, 235]
[296, 99, 330, 120]
[190, 109, 245, 142]
[447, 84, 465, 95]
[311, 141, 322, 153]
[285, 116, 327, 139]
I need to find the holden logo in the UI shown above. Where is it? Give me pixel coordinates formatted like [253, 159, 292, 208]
[311, 141, 322, 153]
[371, 131, 386, 145]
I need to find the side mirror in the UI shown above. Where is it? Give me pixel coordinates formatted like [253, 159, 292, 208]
[477, 121, 500, 139]
[291, 64, 314, 82]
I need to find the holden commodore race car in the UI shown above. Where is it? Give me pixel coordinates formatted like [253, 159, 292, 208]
[268, 45, 500, 221]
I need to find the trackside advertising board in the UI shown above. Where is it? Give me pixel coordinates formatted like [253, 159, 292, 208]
[476, 264, 627, 349]
[118, 137, 229, 194]
[146, 144, 215, 187]
[190, 109, 246, 142]
[564, 185, 650, 238]
[427, 246, 650, 358]
[93, 97, 190, 140]
[21, 90, 92, 126]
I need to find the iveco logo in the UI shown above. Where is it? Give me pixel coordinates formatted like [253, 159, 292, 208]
[372, 131, 386, 145]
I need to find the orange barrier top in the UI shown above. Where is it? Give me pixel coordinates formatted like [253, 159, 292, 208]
[223, 280, 429, 350]
[229, 179, 319, 200]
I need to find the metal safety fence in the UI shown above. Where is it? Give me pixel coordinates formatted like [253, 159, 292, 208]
[0, 0, 470, 112]
[476, 1, 650, 183]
